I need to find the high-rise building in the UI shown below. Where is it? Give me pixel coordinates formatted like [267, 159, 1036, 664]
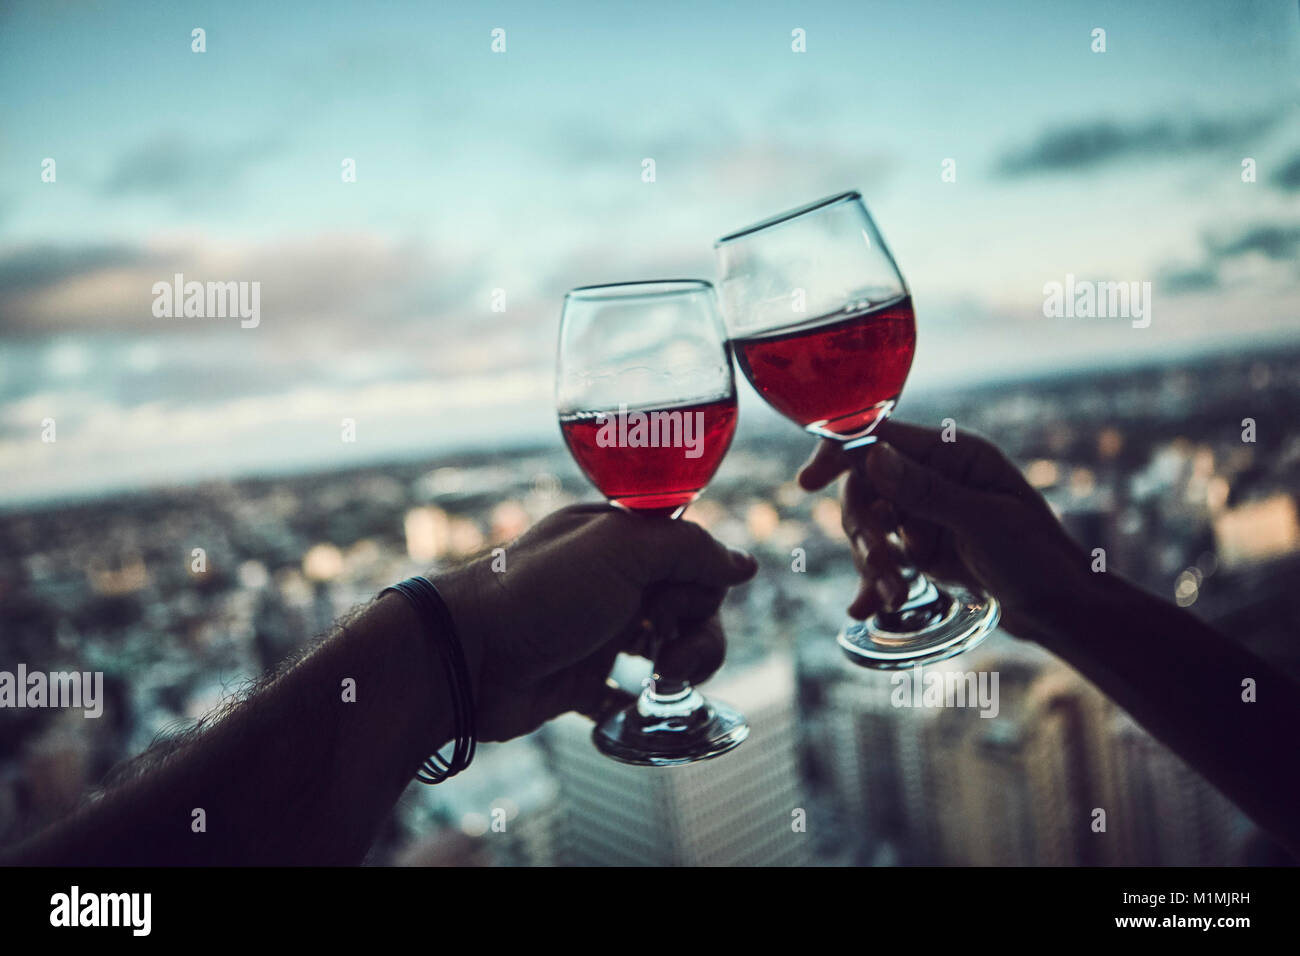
[816, 641, 1100, 866]
[929, 663, 1088, 866]
[1106, 707, 1249, 865]
[821, 667, 936, 859]
[547, 654, 810, 865]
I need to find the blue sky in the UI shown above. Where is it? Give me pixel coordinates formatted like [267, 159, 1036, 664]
[1, 0, 1298, 502]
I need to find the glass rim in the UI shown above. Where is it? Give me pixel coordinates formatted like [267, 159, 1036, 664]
[714, 190, 862, 246]
[565, 278, 715, 302]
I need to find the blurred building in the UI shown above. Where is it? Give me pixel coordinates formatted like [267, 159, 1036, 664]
[546, 655, 810, 865]
[392, 738, 564, 867]
[821, 665, 942, 861]
[812, 639, 1254, 866]
[1104, 707, 1248, 865]
[927, 662, 1087, 866]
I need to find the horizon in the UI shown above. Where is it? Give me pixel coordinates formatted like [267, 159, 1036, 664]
[3, 334, 1292, 512]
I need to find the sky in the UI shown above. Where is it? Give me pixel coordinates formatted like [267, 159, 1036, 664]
[1, 0, 1299, 504]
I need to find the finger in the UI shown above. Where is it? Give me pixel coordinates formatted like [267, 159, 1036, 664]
[655, 614, 726, 685]
[797, 438, 852, 491]
[873, 420, 1029, 501]
[847, 530, 870, 574]
[849, 465, 946, 571]
[643, 583, 727, 632]
[864, 541, 907, 605]
[871, 420, 953, 460]
[867, 499, 900, 539]
[841, 468, 888, 543]
[864, 538, 905, 577]
[575, 676, 637, 723]
[634, 518, 759, 588]
[619, 614, 659, 660]
[847, 512, 906, 570]
[858, 479, 941, 570]
[848, 577, 884, 620]
[647, 582, 728, 619]
[863, 442, 992, 532]
[873, 569, 908, 611]
[896, 509, 944, 568]
[847, 526, 907, 611]
[622, 583, 728, 656]
[848, 559, 908, 618]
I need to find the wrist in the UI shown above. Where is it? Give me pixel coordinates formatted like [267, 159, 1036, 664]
[1012, 569, 1125, 652]
[378, 572, 484, 780]
[425, 562, 489, 699]
[367, 591, 459, 762]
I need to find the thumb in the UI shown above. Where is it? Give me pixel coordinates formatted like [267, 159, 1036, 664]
[863, 442, 988, 532]
[797, 438, 850, 491]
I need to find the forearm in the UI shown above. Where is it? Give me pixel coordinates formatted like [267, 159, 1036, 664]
[1027, 572, 1300, 859]
[5, 592, 457, 866]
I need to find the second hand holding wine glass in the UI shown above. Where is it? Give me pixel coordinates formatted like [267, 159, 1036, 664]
[556, 279, 749, 765]
[714, 192, 1000, 669]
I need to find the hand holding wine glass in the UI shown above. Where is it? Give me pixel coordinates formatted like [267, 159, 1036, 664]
[795, 421, 1093, 645]
[715, 191, 1000, 668]
[555, 279, 750, 764]
[439, 503, 757, 743]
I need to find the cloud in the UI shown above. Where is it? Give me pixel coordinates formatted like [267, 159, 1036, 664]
[542, 105, 893, 202]
[1209, 224, 1300, 261]
[0, 233, 498, 338]
[1158, 265, 1220, 293]
[0, 368, 555, 504]
[0, 243, 156, 297]
[1272, 153, 1300, 190]
[100, 134, 284, 199]
[1158, 222, 1300, 294]
[997, 109, 1288, 176]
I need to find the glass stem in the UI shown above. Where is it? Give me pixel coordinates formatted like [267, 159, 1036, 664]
[639, 512, 706, 709]
[844, 446, 955, 632]
[895, 563, 940, 609]
[642, 634, 704, 716]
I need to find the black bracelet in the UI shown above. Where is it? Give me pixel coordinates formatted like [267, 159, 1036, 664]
[381, 576, 476, 784]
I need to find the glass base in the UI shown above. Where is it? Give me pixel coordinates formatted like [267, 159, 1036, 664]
[592, 684, 749, 766]
[807, 398, 895, 447]
[837, 583, 999, 669]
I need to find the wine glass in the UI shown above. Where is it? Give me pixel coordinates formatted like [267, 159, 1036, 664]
[556, 279, 749, 764]
[714, 191, 999, 668]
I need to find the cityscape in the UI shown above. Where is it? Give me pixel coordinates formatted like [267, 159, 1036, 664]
[2, 342, 1297, 866]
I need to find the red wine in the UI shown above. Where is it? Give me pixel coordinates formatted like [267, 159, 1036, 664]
[559, 396, 738, 515]
[732, 295, 915, 439]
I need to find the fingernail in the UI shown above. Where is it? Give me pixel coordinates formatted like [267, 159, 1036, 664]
[851, 533, 870, 563]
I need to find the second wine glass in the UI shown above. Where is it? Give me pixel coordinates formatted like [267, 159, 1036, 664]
[714, 192, 1000, 669]
[556, 279, 749, 765]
